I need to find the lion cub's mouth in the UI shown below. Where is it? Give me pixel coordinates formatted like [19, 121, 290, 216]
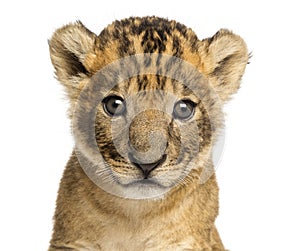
[113, 154, 168, 189]
[124, 178, 165, 188]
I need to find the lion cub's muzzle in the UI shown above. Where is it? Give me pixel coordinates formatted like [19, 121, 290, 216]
[127, 110, 171, 177]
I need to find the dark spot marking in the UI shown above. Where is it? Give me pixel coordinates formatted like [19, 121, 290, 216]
[98, 28, 110, 50]
[136, 75, 149, 91]
[156, 75, 167, 90]
[172, 35, 182, 57]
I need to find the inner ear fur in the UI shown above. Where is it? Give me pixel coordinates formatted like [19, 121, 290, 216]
[200, 29, 249, 102]
[48, 21, 96, 93]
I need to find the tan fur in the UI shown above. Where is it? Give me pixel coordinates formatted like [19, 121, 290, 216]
[48, 17, 248, 250]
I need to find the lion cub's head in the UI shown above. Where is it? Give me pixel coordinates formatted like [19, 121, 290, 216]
[49, 17, 248, 199]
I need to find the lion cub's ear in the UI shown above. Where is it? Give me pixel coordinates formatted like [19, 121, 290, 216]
[48, 21, 96, 96]
[200, 29, 249, 102]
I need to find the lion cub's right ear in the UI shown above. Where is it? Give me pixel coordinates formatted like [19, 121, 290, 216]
[49, 21, 97, 97]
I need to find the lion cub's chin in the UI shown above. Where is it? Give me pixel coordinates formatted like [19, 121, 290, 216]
[110, 179, 171, 200]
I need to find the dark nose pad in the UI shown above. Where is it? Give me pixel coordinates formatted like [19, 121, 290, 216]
[129, 154, 167, 178]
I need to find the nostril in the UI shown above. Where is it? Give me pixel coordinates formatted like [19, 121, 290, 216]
[129, 154, 167, 178]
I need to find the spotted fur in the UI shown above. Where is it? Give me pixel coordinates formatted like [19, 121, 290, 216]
[48, 16, 248, 250]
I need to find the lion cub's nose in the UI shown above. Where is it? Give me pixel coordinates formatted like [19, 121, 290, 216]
[129, 154, 167, 178]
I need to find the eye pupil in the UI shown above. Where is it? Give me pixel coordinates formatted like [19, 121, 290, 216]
[113, 100, 121, 108]
[103, 96, 126, 116]
[180, 104, 188, 111]
[173, 100, 195, 120]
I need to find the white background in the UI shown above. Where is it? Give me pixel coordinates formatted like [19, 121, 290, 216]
[1, 0, 300, 250]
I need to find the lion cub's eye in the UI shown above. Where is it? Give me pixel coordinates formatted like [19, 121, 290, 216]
[102, 96, 126, 116]
[173, 99, 196, 120]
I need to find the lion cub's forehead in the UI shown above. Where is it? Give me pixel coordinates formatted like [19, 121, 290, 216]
[113, 75, 196, 101]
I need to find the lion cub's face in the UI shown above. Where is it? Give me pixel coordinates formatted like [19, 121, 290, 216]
[93, 74, 213, 198]
[49, 17, 248, 199]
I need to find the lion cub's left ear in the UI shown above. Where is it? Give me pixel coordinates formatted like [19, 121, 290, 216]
[200, 29, 249, 102]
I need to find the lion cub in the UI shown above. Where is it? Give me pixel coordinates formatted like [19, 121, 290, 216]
[48, 16, 248, 250]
